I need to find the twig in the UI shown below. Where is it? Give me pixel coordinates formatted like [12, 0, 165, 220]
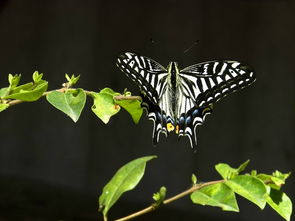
[114, 180, 224, 221]
[7, 88, 67, 106]
[5, 88, 142, 107]
[113, 95, 142, 101]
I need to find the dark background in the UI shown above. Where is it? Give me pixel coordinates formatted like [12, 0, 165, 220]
[0, 0, 294, 220]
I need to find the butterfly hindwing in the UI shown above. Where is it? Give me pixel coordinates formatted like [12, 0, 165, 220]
[141, 95, 167, 145]
[117, 52, 170, 145]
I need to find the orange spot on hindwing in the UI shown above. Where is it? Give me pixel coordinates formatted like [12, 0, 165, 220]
[175, 125, 179, 134]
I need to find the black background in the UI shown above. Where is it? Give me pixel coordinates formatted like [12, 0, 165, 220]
[0, 0, 294, 220]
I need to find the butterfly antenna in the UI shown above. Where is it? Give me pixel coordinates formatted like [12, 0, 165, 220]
[150, 37, 156, 44]
[142, 37, 158, 54]
[183, 40, 200, 54]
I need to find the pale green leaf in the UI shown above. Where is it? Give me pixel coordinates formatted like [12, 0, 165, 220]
[65, 74, 80, 86]
[99, 156, 157, 216]
[215, 163, 238, 180]
[100, 88, 119, 96]
[32, 71, 43, 83]
[153, 186, 166, 206]
[272, 171, 291, 184]
[215, 160, 249, 180]
[251, 170, 257, 176]
[266, 188, 292, 221]
[0, 87, 9, 98]
[10, 82, 34, 94]
[115, 98, 143, 124]
[4, 81, 48, 101]
[191, 174, 197, 185]
[91, 89, 121, 124]
[256, 171, 290, 190]
[191, 183, 239, 212]
[0, 103, 9, 112]
[65, 74, 71, 82]
[225, 175, 267, 209]
[8, 74, 21, 88]
[46, 89, 86, 122]
[237, 159, 250, 173]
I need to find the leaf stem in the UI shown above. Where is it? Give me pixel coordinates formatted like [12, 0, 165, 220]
[114, 180, 224, 221]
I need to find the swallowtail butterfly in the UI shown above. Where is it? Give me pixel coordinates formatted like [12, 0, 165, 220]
[116, 52, 256, 148]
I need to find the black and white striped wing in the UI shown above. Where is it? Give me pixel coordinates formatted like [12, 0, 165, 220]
[116, 52, 170, 145]
[116, 52, 168, 104]
[179, 60, 256, 107]
[177, 61, 256, 148]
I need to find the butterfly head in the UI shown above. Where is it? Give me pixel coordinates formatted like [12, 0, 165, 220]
[167, 62, 179, 74]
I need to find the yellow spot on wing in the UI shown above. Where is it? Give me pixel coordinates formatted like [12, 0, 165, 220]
[166, 123, 175, 132]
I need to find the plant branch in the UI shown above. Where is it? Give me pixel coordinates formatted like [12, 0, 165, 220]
[6, 88, 67, 106]
[114, 179, 224, 221]
[5, 88, 142, 107]
[113, 95, 142, 101]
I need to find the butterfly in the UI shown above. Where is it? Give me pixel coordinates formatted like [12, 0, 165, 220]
[116, 52, 256, 148]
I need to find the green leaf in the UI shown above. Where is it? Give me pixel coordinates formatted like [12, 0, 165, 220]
[65, 74, 71, 82]
[100, 88, 119, 96]
[91, 88, 121, 124]
[10, 82, 34, 94]
[191, 183, 239, 212]
[32, 71, 43, 83]
[65, 74, 80, 86]
[191, 174, 197, 185]
[251, 170, 257, 176]
[215, 160, 250, 179]
[0, 87, 9, 98]
[215, 160, 250, 180]
[215, 163, 237, 179]
[272, 171, 291, 185]
[0, 103, 9, 112]
[115, 97, 143, 124]
[153, 186, 167, 207]
[266, 188, 292, 221]
[8, 74, 21, 88]
[46, 89, 86, 122]
[225, 175, 267, 209]
[256, 171, 290, 190]
[4, 81, 48, 101]
[237, 160, 250, 173]
[99, 155, 157, 216]
[257, 174, 280, 190]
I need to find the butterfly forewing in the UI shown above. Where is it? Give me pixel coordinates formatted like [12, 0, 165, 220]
[116, 52, 168, 104]
[179, 61, 256, 107]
